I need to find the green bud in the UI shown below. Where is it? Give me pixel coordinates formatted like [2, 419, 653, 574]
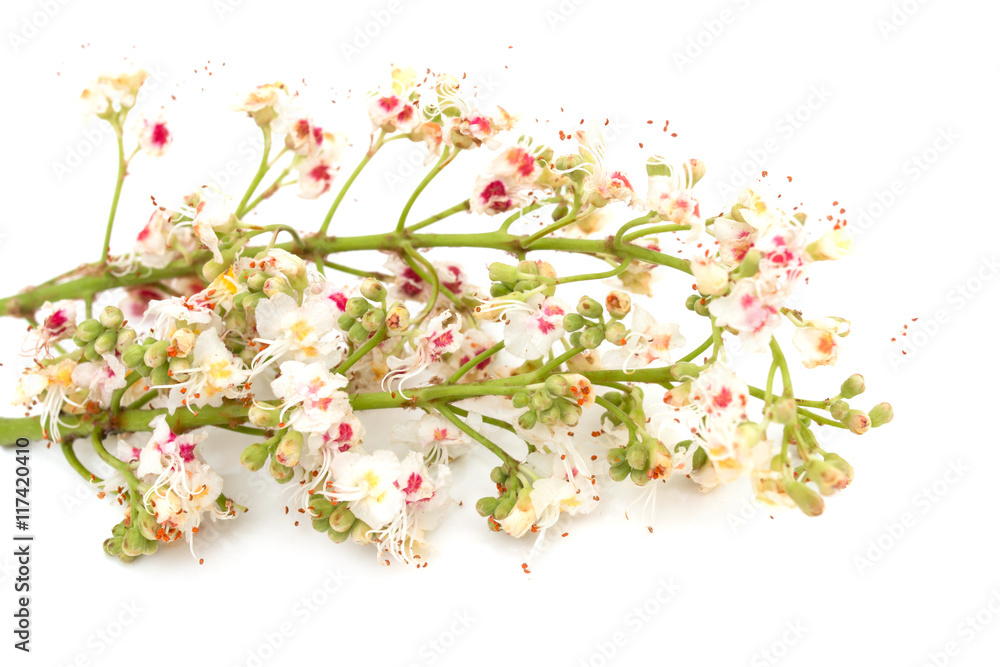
[607, 447, 627, 466]
[488, 262, 521, 285]
[360, 278, 387, 301]
[692, 446, 708, 470]
[516, 260, 539, 275]
[517, 410, 538, 430]
[804, 458, 850, 496]
[348, 322, 370, 344]
[137, 510, 160, 541]
[337, 313, 356, 331]
[563, 313, 586, 332]
[842, 409, 871, 435]
[511, 392, 530, 409]
[149, 364, 171, 388]
[240, 443, 270, 471]
[246, 271, 267, 292]
[823, 453, 855, 485]
[869, 402, 893, 428]
[840, 374, 865, 399]
[262, 275, 295, 299]
[490, 466, 507, 484]
[544, 375, 569, 396]
[493, 498, 515, 520]
[122, 527, 146, 557]
[559, 402, 582, 427]
[568, 331, 583, 348]
[311, 516, 329, 532]
[605, 321, 627, 345]
[112, 521, 127, 538]
[103, 538, 120, 557]
[685, 294, 700, 311]
[733, 249, 761, 279]
[531, 390, 553, 411]
[693, 298, 711, 317]
[476, 497, 499, 517]
[308, 496, 334, 520]
[576, 296, 603, 317]
[99, 306, 124, 330]
[785, 480, 825, 517]
[115, 328, 138, 354]
[630, 468, 649, 486]
[350, 520, 373, 545]
[328, 526, 352, 543]
[361, 308, 385, 332]
[580, 325, 605, 350]
[329, 505, 356, 533]
[551, 203, 570, 220]
[626, 443, 648, 470]
[345, 297, 370, 319]
[490, 283, 512, 297]
[268, 458, 294, 484]
[830, 400, 849, 421]
[275, 430, 304, 467]
[143, 340, 170, 368]
[537, 405, 560, 427]
[609, 461, 631, 482]
[83, 342, 102, 362]
[645, 156, 671, 177]
[77, 319, 104, 343]
[93, 330, 118, 355]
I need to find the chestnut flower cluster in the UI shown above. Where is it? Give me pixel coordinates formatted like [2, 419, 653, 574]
[0, 66, 892, 568]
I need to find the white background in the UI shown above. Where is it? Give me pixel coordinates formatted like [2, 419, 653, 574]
[1, 1, 998, 666]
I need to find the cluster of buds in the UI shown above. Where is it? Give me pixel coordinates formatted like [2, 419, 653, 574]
[0, 66, 895, 570]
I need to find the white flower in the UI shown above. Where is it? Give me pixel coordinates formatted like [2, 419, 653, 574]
[687, 364, 750, 424]
[792, 318, 846, 368]
[383, 311, 464, 395]
[329, 451, 405, 529]
[391, 413, 473, 463]
[80, 69, 148, 120]
[296, 131, 348, 199]
[71, 354, 128, 407]
[13, 359, 81, 442]
[270, 361, 350, 433]
[135, 116, 172, 157]
[253, 292, 345, 373]
[707, 279, 781, 353]
[161, 329, 250, 413]
[145, 295, 223, 340]
[23, 301, 76, 356]
[602, 305, 685, 371]
[806, 227, 852, 261]
[496, 295, 567, 361]
[134, 209, 196, 269]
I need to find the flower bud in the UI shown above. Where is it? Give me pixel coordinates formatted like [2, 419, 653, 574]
[685, 158, 706, 186]
[669, 362, 700, 381]
[345, 297, 370, 319]
[576, 296, 603, 318]
[511, 392, 529, 409]
[869, 402, 893, 428]
[268, 458, 294, 483]
[246, 271, 267, 292]
[785, 480, 825, 516]
[476, 497, 499, 517]
[559, 402, 582, 427]
[350, 520, 372, 545]
[122, 344, 147, 369]
[563, 313, 586, 332]
[629, 468, 650, 486]
[93, 330, 118, 355]
[275, 430, 304, 467]
[103, 537, 121, 557]
[605, 321, 627, 345]
[580, 325, 605, 349]
[83, 341, 102, 361]
[116, 328, 138, 353]
[685, 294, 700, 311]
[691, 445, 708, 470]
[842, 409, 871, 435]
[240, 443, 270, 471]
[99, 306, 125, 330]
[337, 313, 356, 331]
[361, 308, 385, 332]
[804, 458, 850, 496]
[490, 283, 511, 297]
[328, 526, 351, 543]
[143, 340, 170, 368]
[806, 228, 851, 261]
[490, 466, 507, 484]
[608, 447, 627, 466]
[733, 249, 761, 280]
[329, 505, 356, 533]
[771, 396, 798, 424]
[663, 381, 691, 407]
[517, 410, 537, 430]
[840, 374, 865, 399]
[646, 156, 671, 177]
[626, 442, 648, 470]
[263, 274, 295, 299]
[77, 318, 104, 343]
[609, 461, 631, 482]
[360, 278, 387, 301]
[385, 303, 410, 334]
[136, 510, 160, 541]
[735, 422, 762, 449]
[605, 290, 631, 318]
[348, 322, 370, 344]
[823, 453, 854, 485]
[150, 364, 171, 388]
[691, 257, 730, 296]
[488, 262, 521, 285]
[829, 400, 849, 421]
[122, 527, 146, 557]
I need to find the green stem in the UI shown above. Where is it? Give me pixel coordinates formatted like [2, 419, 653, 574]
[436, 405, 519, 470]
[448, 341, 504, 383]
[406, 200, 470, 233]
[558, 257, 631, 285]
[100, 123, 127, 264]
[319, 131, 385, 235]
[335, 327, 387, 375]
[235, 127, 272, 217]
[61, 439, 101, 483]
[621, 223, 690, 243]
[521, 197, 583, 248]
[396, 148, 455, 233]
[679, 335, 713, 363]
